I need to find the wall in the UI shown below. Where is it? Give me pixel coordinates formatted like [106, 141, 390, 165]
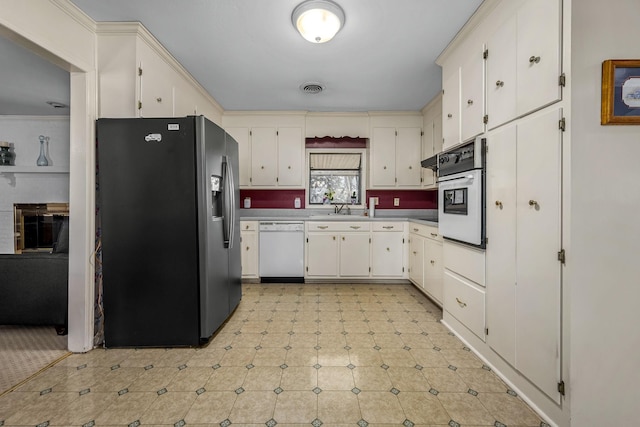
[0, 116, 70, 253]
[569, 0, 640, 425]
[0, 0, 99, 352]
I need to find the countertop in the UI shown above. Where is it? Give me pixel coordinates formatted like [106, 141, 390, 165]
[239, 209, 438, 228]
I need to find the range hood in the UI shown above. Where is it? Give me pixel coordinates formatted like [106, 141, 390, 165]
[420, 153, 438, 172]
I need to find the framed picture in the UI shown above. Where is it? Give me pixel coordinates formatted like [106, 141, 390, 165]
[601, 59, 640, 125]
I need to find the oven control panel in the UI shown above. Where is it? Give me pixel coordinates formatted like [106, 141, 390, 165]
[438, 137, 484, 177]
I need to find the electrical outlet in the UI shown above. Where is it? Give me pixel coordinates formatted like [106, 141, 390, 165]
[394, 198, 400, 206]
[373, 197, 379, 206]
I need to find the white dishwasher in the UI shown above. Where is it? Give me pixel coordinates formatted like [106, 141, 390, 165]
[259, 221, 305, 282]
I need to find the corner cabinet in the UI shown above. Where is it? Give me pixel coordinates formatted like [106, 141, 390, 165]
[408, 223, 443, 305]
[225, 126, 304, 189]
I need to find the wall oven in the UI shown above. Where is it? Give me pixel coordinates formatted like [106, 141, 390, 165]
[437, 137, 486, 248]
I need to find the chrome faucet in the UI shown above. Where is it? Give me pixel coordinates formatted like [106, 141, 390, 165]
[334, 204, 351, 215]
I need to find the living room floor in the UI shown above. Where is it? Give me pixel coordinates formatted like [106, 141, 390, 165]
[0, 283, 548, 426]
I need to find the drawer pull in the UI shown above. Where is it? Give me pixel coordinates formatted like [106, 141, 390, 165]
[317, 225, 329, 229]
[350, 226, 361, 229]
[456, 297, 467, 308]
[383, 226, 394, 230]
[413, 228, 419, 232]
[430, 233, 438, 237]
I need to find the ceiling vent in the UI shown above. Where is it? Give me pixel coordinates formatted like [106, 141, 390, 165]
[300, 82, 324, 94]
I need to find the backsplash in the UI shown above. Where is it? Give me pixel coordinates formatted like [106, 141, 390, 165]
[366, 189, 437, 209]
[239, 189, 437, 210]
[240, 189, 306, 209]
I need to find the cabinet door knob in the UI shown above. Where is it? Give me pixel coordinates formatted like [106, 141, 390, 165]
[333, 236, 336, 240]
[447, 113, 453, 118]
[246, 246, 250, 251]
[430, 260, 435, 265]
[529, 199, 539, 208]
[383, 166, 387, 169]
[495, 200, 503, 209]
[261, 165, 264, 169]
[413, 228, 419, 232]
[409, 165, 412, 169]
[496, 80, 504, 87]
[288, 165, 291, 169]
[456, 297, 467, 308]
[467, 99, 474, 105]
[413, 251, 417, 255]
[156, 97, 162, 103]
[386, 247, 390, 252]
[342, 236, 345, 241]
[529, 55, 541, 64]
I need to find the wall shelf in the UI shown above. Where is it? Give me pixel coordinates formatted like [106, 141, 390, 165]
[0, 165, 70, 174]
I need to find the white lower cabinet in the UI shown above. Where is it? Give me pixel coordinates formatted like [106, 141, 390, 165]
[306, 232, 339, 277]
[442, 240, 486, 342]
[305, 222, 371, 279]
[371, 222, 405, 278]
[240, 221, 259, 279]
[443, 269, 486, 340]
[408, 223, 443, 305]
[339, 233, 371, 277]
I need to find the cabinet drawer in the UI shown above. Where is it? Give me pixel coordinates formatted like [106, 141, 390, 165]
[443, 241, 485, 286]
[409, 223, 442, 242]
[372, 222, 404, 232]
[241, 221, 258, 231]
[307, 221, 371, 232]
[443, 270, 485, 341]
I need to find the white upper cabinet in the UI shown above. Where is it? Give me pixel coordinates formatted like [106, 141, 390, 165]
[370, 125, 422, 188]
[276, 127, 303, 187]
[516, 0, 562, 116]
[250, 127, 278, 186]
[223, 123, 304, 188]
[395, 127, 423, 186]
[370, 127, 397, 186]
[460, 44, 486, 142]
[421, 96, 442, 189]
[485, 0, 563, 129]
[225, 127, 251, 187]
[442, 68, 461, 149]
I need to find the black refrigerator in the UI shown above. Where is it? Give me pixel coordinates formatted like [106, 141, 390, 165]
[96, 116, 241, 347]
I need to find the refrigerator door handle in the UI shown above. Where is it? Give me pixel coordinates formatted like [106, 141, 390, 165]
[227, 157, 236, 249]
[222, 156, 235, 248]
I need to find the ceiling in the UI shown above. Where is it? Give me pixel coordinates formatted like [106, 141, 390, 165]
[0, 0, 483, 115]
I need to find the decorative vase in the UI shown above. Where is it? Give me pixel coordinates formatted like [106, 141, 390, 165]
[37, 135, 48, 166]
[0, 141, 15, 166]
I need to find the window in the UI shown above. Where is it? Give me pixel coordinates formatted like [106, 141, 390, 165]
[307, 151, 365, 206]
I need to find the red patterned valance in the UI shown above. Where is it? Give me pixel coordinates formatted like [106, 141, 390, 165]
[305, 136, 368, 148]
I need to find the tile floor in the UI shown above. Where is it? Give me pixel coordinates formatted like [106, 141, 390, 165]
[0, 283, 548, 426]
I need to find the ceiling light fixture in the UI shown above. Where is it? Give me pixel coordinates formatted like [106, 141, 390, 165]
[292, 0, 345, 44]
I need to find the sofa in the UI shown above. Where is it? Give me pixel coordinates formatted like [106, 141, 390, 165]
[0, 219, 69, 334]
